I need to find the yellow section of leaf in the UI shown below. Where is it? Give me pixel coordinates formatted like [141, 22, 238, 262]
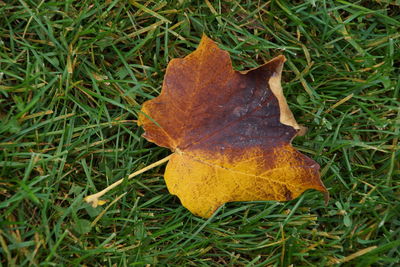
[166, 145, 325, 218]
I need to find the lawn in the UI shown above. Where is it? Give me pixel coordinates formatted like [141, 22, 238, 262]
[1, 0, 399, 266]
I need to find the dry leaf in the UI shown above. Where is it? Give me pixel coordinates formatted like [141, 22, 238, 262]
[138, 34, 328, 218]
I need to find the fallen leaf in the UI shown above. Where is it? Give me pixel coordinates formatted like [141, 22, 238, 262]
[138, 34, 328, 218]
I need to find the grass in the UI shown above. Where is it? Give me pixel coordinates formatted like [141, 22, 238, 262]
[0, 0, 399, 266]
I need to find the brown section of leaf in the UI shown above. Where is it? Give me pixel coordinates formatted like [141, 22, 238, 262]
[138, 34, 327, 217]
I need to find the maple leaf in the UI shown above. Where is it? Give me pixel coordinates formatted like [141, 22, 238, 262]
[138, 34, 328, 218]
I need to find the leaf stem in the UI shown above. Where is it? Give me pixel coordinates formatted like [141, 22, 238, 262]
[84, 154, 172, 207]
